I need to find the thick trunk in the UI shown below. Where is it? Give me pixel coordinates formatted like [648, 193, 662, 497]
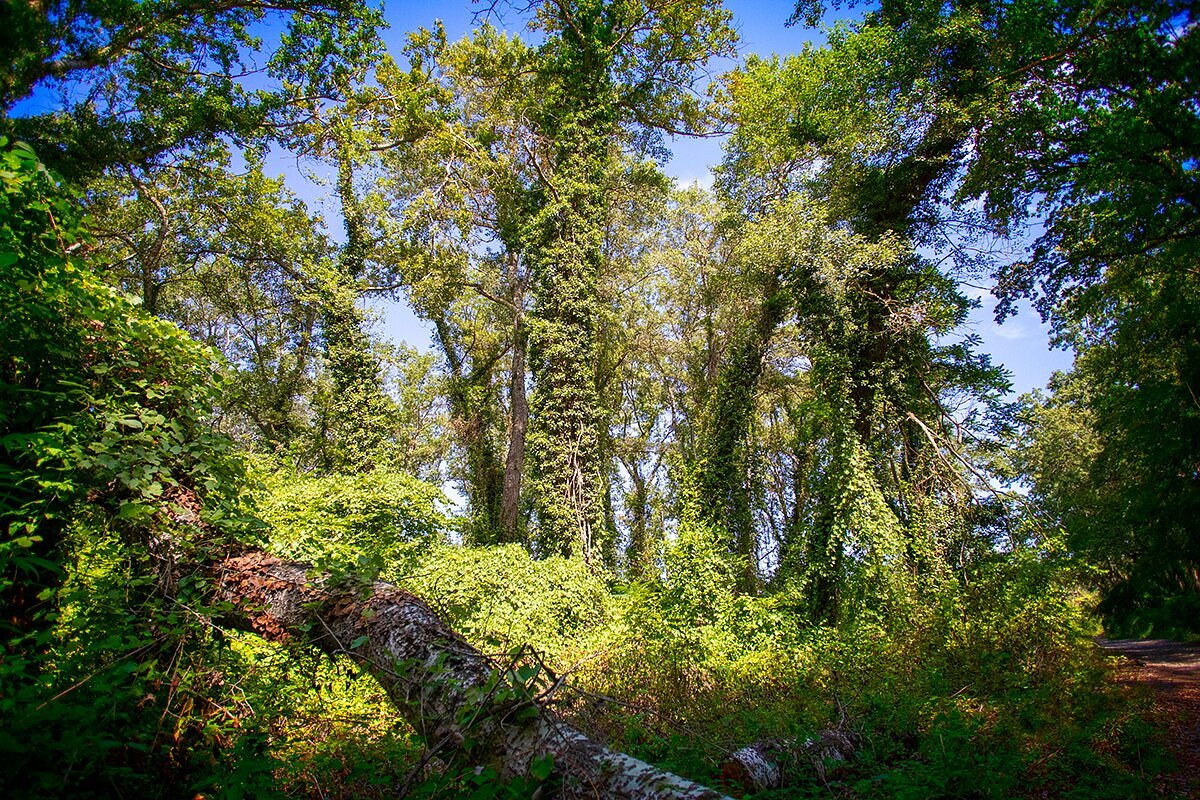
[211, 550, 730, 800]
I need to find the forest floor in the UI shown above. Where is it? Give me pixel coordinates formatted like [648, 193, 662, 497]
[1097, 638, 1200, 798]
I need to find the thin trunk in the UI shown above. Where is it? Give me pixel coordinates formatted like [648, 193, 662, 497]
[212, 550, 731, 800]
[434, 318, 504, 542]
[500, 310, 528, 544]
[693, 275, 788, 591]
[625, 462, 651, 580]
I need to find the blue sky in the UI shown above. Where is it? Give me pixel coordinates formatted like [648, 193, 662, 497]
[370, 0, 1072, 397]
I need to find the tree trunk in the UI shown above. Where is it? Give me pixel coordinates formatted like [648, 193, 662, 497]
[433, 318, 505, 543]
[719, 727, 854, 793]
[692, 274, 789, 591]
[211, 550, 731, 800]
[626, 462, 651, 580]
[500, 310, 528, 544]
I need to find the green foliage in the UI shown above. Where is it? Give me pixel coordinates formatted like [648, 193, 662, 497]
[655, 522, 742, 629]
[356, 25, 536, 545]
[1, 137, 250, 617]
[826, 554, 1163, 800]
[404, 544, 612, 654]
[523, 0, 737, 563]
[1, 0, 384, 180]
[254, 466, 447, 575]
[3, 3, 1193, 798]
[86, 147, 335, 454]
[0, 522, 289, 800]
[714, 37, 1011, 599]
[206, 634, 423, 800]
[309, 261, 404, 474]
[572, 543, 1162, 800]
[1013, 365, 1200, 638]
[0, 139, 260, 797]
[914, 0, 1200, 634]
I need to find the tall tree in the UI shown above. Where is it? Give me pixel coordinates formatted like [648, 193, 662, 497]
[963, 0, 1200, 625]
[373, 25, 539, 543]
[520, 0, 736, 564]
[798, 0, 1200, 627]
[705, 1, 1011, 607]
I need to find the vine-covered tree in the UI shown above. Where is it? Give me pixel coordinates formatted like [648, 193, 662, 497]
[519, 0, 736, 564]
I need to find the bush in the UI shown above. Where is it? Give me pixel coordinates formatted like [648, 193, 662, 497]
[559, 541, 1164, 800]
[403, 543, 613, 655]
[1, 139, 255, 798]
[254, 466, 447, 575]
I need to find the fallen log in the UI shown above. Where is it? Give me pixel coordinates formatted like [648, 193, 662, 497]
[719, 726, 855, 794]
[211, 550, 731, 800]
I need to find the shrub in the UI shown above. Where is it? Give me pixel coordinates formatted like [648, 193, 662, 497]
[404, 543, 613, 655]
[254, 466, 447, 575]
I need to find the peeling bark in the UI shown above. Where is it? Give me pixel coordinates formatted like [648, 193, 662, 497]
[211, 551, 730, 800]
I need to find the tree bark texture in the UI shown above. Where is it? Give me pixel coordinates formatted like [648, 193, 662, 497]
[719, 728, 854, 793]
[500, 311, 528, 544]
[211, 550, 731, 800]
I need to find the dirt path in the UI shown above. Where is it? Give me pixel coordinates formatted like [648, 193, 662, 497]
[1097, 638, 1200, 798]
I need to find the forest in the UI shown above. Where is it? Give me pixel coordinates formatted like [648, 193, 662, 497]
[1, 0, 1198, 797]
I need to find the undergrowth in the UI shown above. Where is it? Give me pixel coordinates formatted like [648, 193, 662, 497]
[233, 508, 1168, 800]
[3, 469, 1172, 800]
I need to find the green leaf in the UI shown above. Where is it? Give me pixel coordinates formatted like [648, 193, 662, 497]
[117, 502, 153, 521]
[529, 753, 554, 781]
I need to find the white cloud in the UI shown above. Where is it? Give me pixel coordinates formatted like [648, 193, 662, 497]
[673, 173, 715, 191]
[990, 322, 1028, 341]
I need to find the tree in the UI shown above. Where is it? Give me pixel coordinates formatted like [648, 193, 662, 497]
[0, 140, 261, 795]
[2, 0, 429, 474]
[1, 138, 245, 628]
[372, 25, 539, 544]
[1, 0, 383, 180]
[1015, 349, 1200, 633]
[699, 1, 1012, 608]
[683, 213, 791, 591]
[308, 140, 401, 474]
[962, 0, 1200, 627]
[376, 8, 735, 557]
[519, 0, 736, 564]
[803, 0, 1200, 627]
